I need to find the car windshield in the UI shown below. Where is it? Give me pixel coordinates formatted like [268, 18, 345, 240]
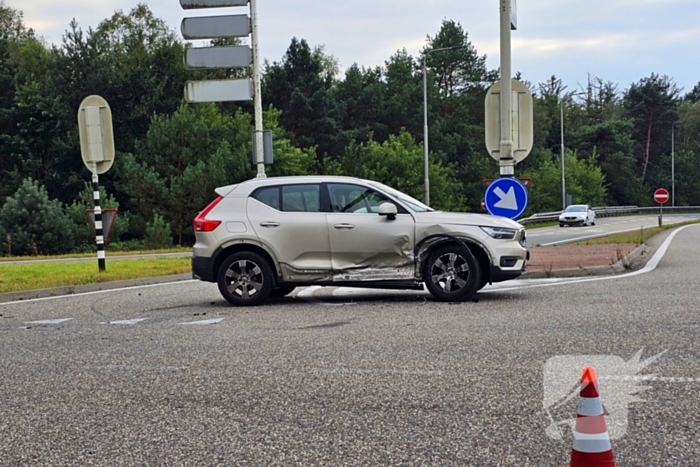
[564, 205, 587, 212]
[369, 182, 434, 212]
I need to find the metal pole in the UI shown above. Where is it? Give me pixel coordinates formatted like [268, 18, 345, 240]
[499, 0, 514, 177]
[423, 57, 430, 206]
[561, 100, 566, 210]
[671, 126, 675, 207]
[250, 0, 265, 178]
[92, 163, 105, 272]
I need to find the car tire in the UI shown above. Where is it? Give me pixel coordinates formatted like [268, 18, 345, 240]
[559, 223, 564, 227]
[270, 284, 297, 298]
[423, 244, 481, 302]
[217, 251, 273, 306]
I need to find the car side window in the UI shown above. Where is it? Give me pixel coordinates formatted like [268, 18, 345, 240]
[253, 187, 280, 210]
[282, 184, 321, 213]
[327, 183, 391, 214]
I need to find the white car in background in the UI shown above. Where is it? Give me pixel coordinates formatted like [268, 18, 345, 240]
[559, 204, 596, 227]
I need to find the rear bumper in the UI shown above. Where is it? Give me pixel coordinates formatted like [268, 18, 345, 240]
[192, 256, 216, 282]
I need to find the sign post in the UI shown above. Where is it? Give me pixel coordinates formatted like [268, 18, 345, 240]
[482, 1, 532, 217]
[78, 95, 115, 272]
[179, 0, 269, 177]
[653, 188, 670, 227]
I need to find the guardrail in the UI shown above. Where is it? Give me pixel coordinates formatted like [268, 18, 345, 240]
[519, 206, 700, 225]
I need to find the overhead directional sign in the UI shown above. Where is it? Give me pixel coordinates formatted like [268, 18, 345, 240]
[180, 0, 249, 8]
[185, 45, 251, 69]
[484, 177, 529, 219]
[184, 79, 253, 103]
[654, 188, 670, 204]
[181, 15, 251, 40]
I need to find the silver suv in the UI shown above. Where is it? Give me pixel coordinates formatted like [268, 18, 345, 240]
[192, 176, 529, 306]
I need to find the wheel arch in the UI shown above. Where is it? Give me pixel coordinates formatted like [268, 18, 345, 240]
[213, 241, 281, 285]
[415, 234, 492, 284]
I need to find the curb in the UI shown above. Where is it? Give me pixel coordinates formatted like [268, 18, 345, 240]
[521, 242, 650, 279]
[0, 274, 193, 304]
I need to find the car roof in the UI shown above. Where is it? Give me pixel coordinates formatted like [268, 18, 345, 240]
[217, 175, 375, 197]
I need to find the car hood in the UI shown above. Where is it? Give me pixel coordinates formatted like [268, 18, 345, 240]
[413, 211, 523, 229]
[559, 212, 585, 218]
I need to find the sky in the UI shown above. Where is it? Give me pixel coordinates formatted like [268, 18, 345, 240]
[6, 0, 700, 95]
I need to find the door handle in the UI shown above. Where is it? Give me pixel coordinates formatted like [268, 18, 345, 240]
[260, 222, 280, 228]
[334, 223, 355, 229]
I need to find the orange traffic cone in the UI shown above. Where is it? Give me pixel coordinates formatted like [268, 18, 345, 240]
[568, 366, 617, 467]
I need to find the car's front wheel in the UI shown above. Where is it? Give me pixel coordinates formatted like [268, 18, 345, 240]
[423, 244, 481, 302]
[217, 252, 273, 306]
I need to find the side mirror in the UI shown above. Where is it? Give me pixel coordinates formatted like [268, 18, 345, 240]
[378, 202, 398, 220]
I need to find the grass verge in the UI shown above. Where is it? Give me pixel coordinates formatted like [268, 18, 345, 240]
[0, 257, 191, 294]
[523, 221, 560, 229]
[0, 248, 191, 263]
[573, 220, 700, 246]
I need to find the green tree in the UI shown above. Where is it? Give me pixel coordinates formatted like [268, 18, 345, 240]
[623, 74, 680, 182]
[263, 38, 340, 166]
[523, 149, 606, 214]
[0, 178, 74, 255]
[330, 130, 466, 211]
[116, 104, 314, 245]
[421, 19, 496, 96]
[145, 214, 172, 250]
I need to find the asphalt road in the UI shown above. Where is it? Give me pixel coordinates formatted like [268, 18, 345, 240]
[526, 213, 700, 246]
[1, 225, 699, 465]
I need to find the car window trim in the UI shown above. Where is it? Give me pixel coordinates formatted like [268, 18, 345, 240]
[251, 183, 326, 214]
[321, 182, 410, 215]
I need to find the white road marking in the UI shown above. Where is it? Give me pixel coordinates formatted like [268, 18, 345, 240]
[1, 280, 200, 306]
[484, 224, 698, 293]
[599, 375, 700, 383]
[22, 318, 73, 325]
[296, 285, 322, 298]
[312, 367, 442, 376]
[178, 318, 224, 325]
[101, 318, 148, 325]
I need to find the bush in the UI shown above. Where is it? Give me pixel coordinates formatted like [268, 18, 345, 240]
[0, 178, 75, 255]
[144, 214, 173, 250]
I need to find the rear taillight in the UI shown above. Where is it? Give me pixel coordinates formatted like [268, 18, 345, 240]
[193, 196, 223, 232]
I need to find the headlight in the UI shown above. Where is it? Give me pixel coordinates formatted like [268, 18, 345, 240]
[480, 226, 518, 240]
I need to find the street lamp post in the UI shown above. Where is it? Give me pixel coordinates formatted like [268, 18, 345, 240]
[559, 92, 584, 210]
[422, 45, 467, 206]
[672, 123, 676, 207]
[560, 100, 566, 210]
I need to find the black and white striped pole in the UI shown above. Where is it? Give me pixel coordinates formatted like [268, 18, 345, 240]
[91, 163, 106, 271]
[78, 95, 115, 273]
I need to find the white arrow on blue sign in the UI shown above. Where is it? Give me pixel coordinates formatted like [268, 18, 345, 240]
[484, 177, 528, 219]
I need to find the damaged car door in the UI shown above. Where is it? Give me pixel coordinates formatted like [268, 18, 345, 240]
[325, 183, 416, 282]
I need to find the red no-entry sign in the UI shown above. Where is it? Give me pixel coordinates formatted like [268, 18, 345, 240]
[653, 188, 670, 204]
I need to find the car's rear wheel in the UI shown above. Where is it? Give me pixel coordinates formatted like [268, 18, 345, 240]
[423, 244, 481, 302]
[270, 284, 297, 298]
[217, 252, 273, 306]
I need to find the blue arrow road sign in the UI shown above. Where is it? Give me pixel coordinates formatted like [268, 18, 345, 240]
[484, 177, 528, 219]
